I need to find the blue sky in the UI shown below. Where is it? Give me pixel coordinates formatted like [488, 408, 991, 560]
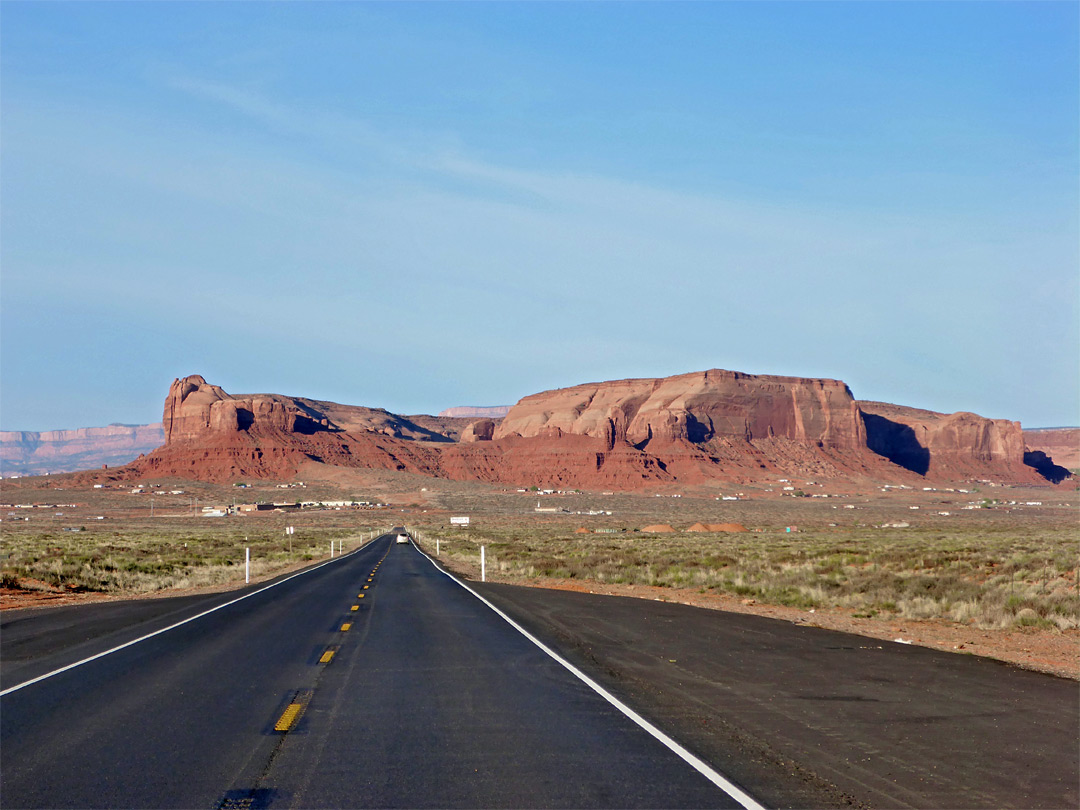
[2, 2, 1077, 431]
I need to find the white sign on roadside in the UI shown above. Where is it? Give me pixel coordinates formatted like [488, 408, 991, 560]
[449, 516, 470, 526]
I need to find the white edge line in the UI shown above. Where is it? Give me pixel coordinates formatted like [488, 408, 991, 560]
[414, 544, 767, 810]
[0, 534, 388, 698]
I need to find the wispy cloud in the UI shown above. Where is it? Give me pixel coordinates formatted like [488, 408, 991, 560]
[3, 71, 1076, 426]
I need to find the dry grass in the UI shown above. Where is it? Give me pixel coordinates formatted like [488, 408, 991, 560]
[0, 473, 404, 596]
[0, 523, 384, 594]
[3, 470, 1075, 634]
[410, 521, 1079, 632]
[0, 475, 391, 595]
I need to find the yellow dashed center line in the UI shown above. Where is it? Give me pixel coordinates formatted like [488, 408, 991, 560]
[363, 585, 369, 590]
[341, 622, 352, 632]
[350, 605, 359, 611]
[319, 650, 335, 664]
[275, 703, 303, 732]
[358, 593, 365, 598]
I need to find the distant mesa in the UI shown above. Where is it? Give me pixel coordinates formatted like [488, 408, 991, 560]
[0, 423, 165, 476]
[11, 369, 1074, 489]
[1022, 427, 1079, 472]
[438, 406, 512, 419]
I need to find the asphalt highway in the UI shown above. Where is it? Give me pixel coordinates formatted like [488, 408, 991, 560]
[3, 532, 1076, 809]
[476, 582, 1080, 810]
[1, 534, 752, 809]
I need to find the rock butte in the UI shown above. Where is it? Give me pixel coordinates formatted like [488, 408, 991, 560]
[114, 371, 1071, 489]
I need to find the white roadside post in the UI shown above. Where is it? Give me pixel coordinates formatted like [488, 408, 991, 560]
[481, 545, 486, 582]
[245, 547, 250, 584]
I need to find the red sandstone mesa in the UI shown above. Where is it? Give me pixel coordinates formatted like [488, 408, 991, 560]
[494, 370, 866, 450]
[119, 372, 1069, 488]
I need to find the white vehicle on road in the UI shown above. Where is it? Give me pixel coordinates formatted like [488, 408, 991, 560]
[396, 533, 410, 544]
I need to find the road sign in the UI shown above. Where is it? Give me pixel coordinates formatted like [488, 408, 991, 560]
[450, 516, 470, 526]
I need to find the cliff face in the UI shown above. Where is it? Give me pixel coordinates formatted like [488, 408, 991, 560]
[858, 401, 1043, 482]
[495, 370, 866, 450]
[0, 423, 165, 475]
[162, 375, 326, 442]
